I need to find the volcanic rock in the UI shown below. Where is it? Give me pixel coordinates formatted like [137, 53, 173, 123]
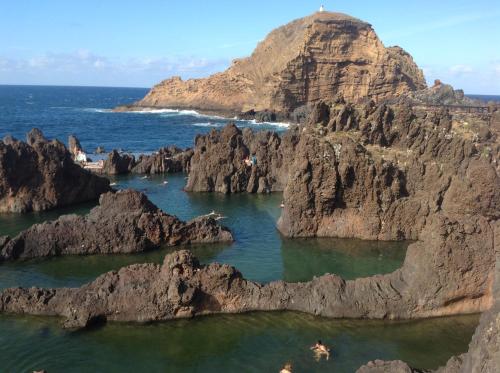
[68, 135, 83, 158]
[0, 129, 111, 213]
[102, 150, 135, 175]
[118, 12, 426, 116]
[185, 124, 300, 193]
[132, 146, 193, 174]
[0, 189, 232, 262]
[356, 360, 426, 373]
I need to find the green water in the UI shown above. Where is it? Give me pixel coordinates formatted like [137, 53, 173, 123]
[0, 313, 478, 372]
[0, 174, 477, 371]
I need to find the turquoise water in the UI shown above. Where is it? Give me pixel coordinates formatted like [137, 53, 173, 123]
[0, 86, 481, 371]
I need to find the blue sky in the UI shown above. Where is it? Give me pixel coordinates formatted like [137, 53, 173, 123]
[1, 0, 499, 94]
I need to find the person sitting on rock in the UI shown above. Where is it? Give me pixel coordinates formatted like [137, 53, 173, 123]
[310, 340, 330, 360]
[251, 154, 257, 166]
[280, 362, 293, 373]
[244, 156, 252, 167]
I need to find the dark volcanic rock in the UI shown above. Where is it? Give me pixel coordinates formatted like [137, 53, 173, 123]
[102, 150, 135, 175]
[0, 129, 111, 213]
[0, 189, 232, 262]
[185, 124, 300, 193]
[132, 146, 193, 174]
[0, 218, 495, 328]
[278, 101, 499, 239]
[356, 360, 427, 373]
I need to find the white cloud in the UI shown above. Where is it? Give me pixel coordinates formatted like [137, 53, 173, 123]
[449, 64, 474, 75]
[0, 50, 231, 86]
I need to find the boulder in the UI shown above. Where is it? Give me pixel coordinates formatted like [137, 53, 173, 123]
[0, 129, 111, 213]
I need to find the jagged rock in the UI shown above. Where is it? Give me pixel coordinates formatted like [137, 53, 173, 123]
[405, 80, 481, 106]
[68, 135, 83, 158]
[102, 150, 135, 175]
[357, 222, 500, 373]
[0, 189, 232, 262]
[0, 212, 495, 327]
[95, 146, 106, 154]
[185, 124, 300, 193]
[356, 360, 427, 373]
[132, 146, 193, 174]
[277, 101, 499, 239]
[117, 12, 425, 116]
[0, 129, 111, 213]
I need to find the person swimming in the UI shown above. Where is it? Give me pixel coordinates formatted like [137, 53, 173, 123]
[279, 362, 293, 373]
[310, 340, 330, 360]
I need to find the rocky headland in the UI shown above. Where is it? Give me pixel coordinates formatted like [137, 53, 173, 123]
[0, 129, 111, 213]
[0, 189, 232, 262]
[115, 11, 426, 118]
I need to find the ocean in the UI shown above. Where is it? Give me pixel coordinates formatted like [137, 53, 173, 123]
[0, 85, 485, 372]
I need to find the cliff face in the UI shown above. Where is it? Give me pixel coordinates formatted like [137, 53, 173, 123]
[127, 12, 426, 115]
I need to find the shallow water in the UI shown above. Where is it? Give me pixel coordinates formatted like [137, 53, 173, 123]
[0, 174, 408, 289]
[0, 86, 480, 371]
[0, 312, 478, 373]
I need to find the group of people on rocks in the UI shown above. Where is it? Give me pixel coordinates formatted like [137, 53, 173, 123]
[279, 340, 331, 372]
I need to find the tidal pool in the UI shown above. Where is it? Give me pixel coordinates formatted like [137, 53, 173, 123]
[0, 174, 475, 373]
[0, 312, 478, 372]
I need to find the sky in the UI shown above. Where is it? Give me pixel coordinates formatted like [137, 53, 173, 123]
[0, 0, 499, 94]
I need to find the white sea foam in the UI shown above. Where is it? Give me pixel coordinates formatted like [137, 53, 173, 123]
[192, 122, 223, 127]
[81, 108, 112, 113]
[246, 119, 290, 128]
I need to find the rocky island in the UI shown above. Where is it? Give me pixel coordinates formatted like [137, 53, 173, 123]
[115, 12, 426, 118]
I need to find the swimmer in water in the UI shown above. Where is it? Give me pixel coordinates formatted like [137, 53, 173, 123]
[279, 362, 293, 373]
[310, 340, 330, 360]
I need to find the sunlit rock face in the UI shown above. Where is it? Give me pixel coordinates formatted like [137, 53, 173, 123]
[123, 12, 426, 116]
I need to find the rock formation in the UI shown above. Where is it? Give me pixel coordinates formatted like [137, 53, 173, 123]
[0, 214, 495, 328]
[116, 12, 426, 117]
[132, 146, 193, 174]
[185, 124, 299, 193]
[404, 80, 482, 107]
[356, 226, 500, 373]
[182, 100, 499, 321]
[277, 101, 499, 239]
[0, 190, 232, 262]
[102, 150, 135, 175]
[0, 129, 111, 213]
[68, 135, 83, 158]
[97, 147, 193, 175]
[356, 360, 426, 373]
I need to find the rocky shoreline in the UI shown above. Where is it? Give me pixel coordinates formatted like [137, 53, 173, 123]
[0, 189, 232, 262]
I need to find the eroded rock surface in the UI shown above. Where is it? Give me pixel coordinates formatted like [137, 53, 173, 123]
[278, 101, 499, 239]
[97, 147, 193, 175]
[117, 12, 425, 116]
[185, 124, 299, 193]
[0, 190, 232, 262]
[0, 129, 111, 213]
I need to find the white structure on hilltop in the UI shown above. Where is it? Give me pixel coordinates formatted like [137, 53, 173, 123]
[319, 5, 325, 12]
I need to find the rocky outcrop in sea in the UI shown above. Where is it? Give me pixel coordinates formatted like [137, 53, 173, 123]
[0, 129, 111, 213]
[115, 11, 426, 117]
[0, 189, 233, 262]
